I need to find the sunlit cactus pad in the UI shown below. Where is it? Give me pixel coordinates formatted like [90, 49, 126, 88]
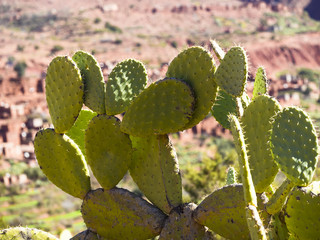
[166, 46, 217, 129]
[252, 67, 267, 99]
[241, 95, 281, 193]
[130, 134, 182, 214]
[72, 51, 106, 114]
[0, 227, 58, 240]
[121, 78, 194, 136]
[271, 107, 319, 186]
[34, 129, 91, 199]
[105, 58, 148, 115]
[66, 109, 97, 157]
[214, 46, 247, 97]
[85, 115, 132, 189]
[81, 188, 167, 240]
[45, 56, 83, 133]
[285, 182, 320, 239]
[159, 203, 213, 240]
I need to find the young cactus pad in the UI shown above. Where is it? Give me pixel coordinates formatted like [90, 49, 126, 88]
[0, 227, 58, 240]
[166, 46, 217, 129]
[271, 107, 319, 186]
[81, 188, 167, 240]
[241, 95, 281, 193]
[34, 129, 91, 199]
[214, 46, 248, 97]
[45, 56, 84, 133]
[105, 58, 148, 115]
[121, 78, 194, 136]
[72, 51, 106, 114]
[85, 115, 132, 190]
[252, 67, 268, 99]
[130, 134, 182, 214]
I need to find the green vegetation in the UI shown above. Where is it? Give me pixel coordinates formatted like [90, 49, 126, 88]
[50, 45, 64, 55]
[104, 22, 122, 33]
[13, 61, 27, 78]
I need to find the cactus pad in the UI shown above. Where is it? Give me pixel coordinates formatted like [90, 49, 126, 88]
[121, 78, 194, 136]
[241, 95, 281, 193]
[66, 109, 97, 157]
[159, 203, 213, 240]
[72, 51, 106, 114]
[130, 134, 182, 214]
[70, 229, 102, 240]
[85, 115, 132, 189]
[166, 46, 217, 129]
[0, 227, 58, 240]
[214, 47, 248, 97]
[285, 182, 320, 239]
[252, 67, 267, 99]
[193, 184, 269, 240]
[105, 59, 148, 115]
[46, 56, 84, 133]
[270, 107, 319, 186]
[210, 39, 225, 61]
[34, 129, 90, 199]
[81, 188, 167, 240]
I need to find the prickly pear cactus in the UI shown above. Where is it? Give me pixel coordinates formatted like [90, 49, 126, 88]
[72, 51, 106, 114]
[105, 59, 148, 115]
[0, 227, 58, 240]
[45, 56, 84, 133]
[81, 188, 167, 240]
[271, 107, 319, 186]
[34, 128, 90, 199]
[121, 78, 195, 136]
[252, 67, 267, 99]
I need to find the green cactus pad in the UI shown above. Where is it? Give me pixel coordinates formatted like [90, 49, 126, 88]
[81, 187, 167, 240]
[214, 46, 248, 97]
[85, 115, 132, 189]
[34, 128, 90, 199]
[285, 182, 320, 239]
[159, 203, 213, 240]
[130, 134, 182, 214]
[66, 109, 97, 157]
[241, 95, 281, 193]
[46, 56, 84, 133]
[270, 107, 319, 186]
[72, 51, 106, 114]
[0, 227, 58, 240]
[252, 67, 268, 99]
[166, 46, 217, 129]
[210, 39, 225, 61]
[105, 59, 148, 115]
[193, 184, 269, 240]
[226, 167, 237, 185]
[121, 78, 194, 136]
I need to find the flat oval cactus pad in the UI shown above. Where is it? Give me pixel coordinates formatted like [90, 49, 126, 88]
[46, 56, 84, 133]
[121, 78, 194, 136]
[271, 107, 319, 186]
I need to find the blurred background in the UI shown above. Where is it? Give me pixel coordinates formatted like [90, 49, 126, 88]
[0, 0, 320, 238]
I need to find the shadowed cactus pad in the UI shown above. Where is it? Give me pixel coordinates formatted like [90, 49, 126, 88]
[81, 188, 167, 240]
[193, 184, 269, 240]
[130, 134, 182, 214]
[70, 229, 103, 240]
[0, 227, 58, 240]
[241, 95, 281, 193]
[34, 129, 90, 199]
[46, 56, 84, 133]
[285, 182, 320, 239]
[271, 107, 319, 186]
[214, 46, 247, 97]
[159, 203, 213, 240]
[166, 46, 217, 129]
[105, 59, 148, 115]
[72, 51, 106, 114]
[121, 78, 194, 136]
[85, 115, 132, 189]
[66, 109, 97, 157]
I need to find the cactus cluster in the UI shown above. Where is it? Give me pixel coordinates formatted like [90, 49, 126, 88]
[20, 42, 320, 239]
